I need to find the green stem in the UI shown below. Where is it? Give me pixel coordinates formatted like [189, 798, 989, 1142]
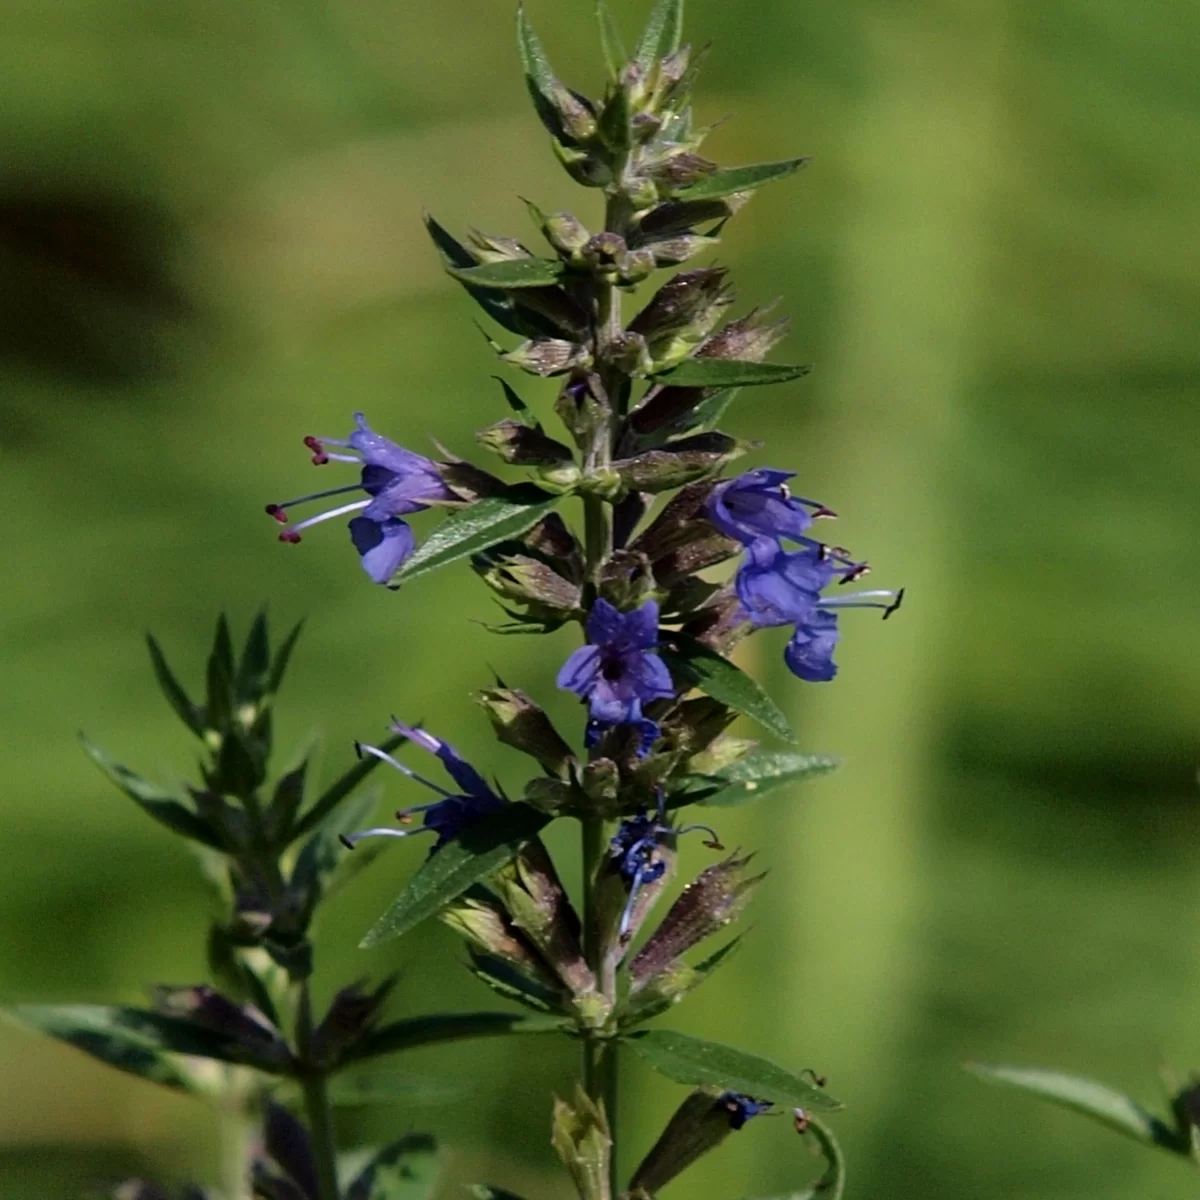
[296, 982, 341, 1200]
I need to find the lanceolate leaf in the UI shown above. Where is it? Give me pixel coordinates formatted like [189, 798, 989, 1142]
[634, 0, 684, 70]
[516, 4, 557, 100]
[626, 1030, 842, 1111]
[700, 751, 841, 807]
[346, 1134, 439, 1200]
[360, 803, 554, 947]
[145, 634, 203, 736]
[350, 1012, 563, 1060]
[595, 0, 627, 77]
[965, 1063, 1186, 1155]
[659, 359, 812, 389]
[446, 258, 566, 290]
[80, 736, 224, 849]
[677, 157, 810, 201]
[689, 386, 740, 430]
[390, 489, 562, 586]
[2, 1005, 291, 1087]
[662, 637, 795, 744]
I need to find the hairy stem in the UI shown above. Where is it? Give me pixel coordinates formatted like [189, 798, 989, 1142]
[296, 982, 341, 1200]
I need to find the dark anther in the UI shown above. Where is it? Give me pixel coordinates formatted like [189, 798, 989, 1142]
[883, 588, 906, 619]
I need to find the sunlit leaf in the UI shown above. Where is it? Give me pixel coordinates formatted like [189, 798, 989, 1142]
[145, 633, 203, 737]
[445, 258, 565, 290]
[676, 157, 809, 201]
[699, 751, 841, 807]
[626, 1030, 842, 1111]
[658, 359, 811, 389]
[595, 0, 627, 77]
[634, 0, 684, 70]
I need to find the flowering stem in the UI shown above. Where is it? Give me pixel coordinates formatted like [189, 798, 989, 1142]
[296, 981, 341, 1200]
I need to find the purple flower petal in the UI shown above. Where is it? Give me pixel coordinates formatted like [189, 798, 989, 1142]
[556, 645, 601, 694]
[349, 516, 414, 584]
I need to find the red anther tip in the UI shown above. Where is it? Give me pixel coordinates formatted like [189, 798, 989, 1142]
[813, 506, 837, 520]
[279, 530, 302, 544]
[793, 1109, 810, 1134]
[265, 504, 289, 524]
[396, 812, 415, 825]
[703, 839, 725, 851]
[303, 436, 329, 465]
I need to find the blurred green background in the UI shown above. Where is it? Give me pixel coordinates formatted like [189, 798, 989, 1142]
[2, 0, 1199, 1195]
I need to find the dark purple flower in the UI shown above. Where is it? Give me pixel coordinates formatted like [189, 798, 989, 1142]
[718, 1092, 773, 1130]
[266, 412, 454, 584]
[340, 721, 504, 854]
[706, 468, 835, 547]
[557, 599, 674, 743]
[609, 791, 723, 938]
[736, 539, 902, 682]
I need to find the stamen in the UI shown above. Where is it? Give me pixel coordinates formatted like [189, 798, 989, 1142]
[816, 589, 900, 612]
[339, 826, 432, 850]
[268, 484, 363, 511]
[284, 499, 371, 536]
[279, 530, 302, 544]
[677, 822, 724, 849]
[265, 504, 289, 524]
[883, 587, 905, 620]
[354, 741, 457, 798]
[303, 436, 329, 465]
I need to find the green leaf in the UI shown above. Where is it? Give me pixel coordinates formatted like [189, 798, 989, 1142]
[516, 4, 556, 99]
[349, 1012, 563, 1061]
[1, 1005, 283, 1089]
[346, 1133, 439, 1200]
[700, 751, 841, 807]
[634, 0, 684, 70]
[445, 258, 565, 290]
[965, 1063, 1186, 1154]
[236, 609, 271, 703]
[662, 636, 795, 744]
[597, 85, 632, 155]
[782, 1115, 846, 1200]
[595, 0, 626, 77]
[266, 618, 305, 696]
[145, 633, 204, 737]
[205, 617, 235, 732]
[81, 736, 224, 849]
[626, 1030, 842, 1112]
[659, 359, 812, 389]
[390, 488, 562, 586]
[360, 803, 554, 947]
[676, 157, 809, 201]
[291, 733, 405, 842]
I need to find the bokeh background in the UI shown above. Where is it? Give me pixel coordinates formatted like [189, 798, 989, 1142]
[2, 0, 1199, 1196]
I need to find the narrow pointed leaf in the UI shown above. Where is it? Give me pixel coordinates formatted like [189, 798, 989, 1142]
[266, 619, 304, 696]
[700, 751, 841, 807]
[360, 803, 554, 947]
[446, 258, 565, 290]
[236, 610, 271, 702]
[662, 636, 795, 744]
[81, 736, 224, 848]
[659, 359, 811, 389]
[347, 1133, 439, 1200]
[965, 1063, 1185, 1154]
[145, 634, 204, 737]
[291, 733, 405, 841]
[2, 1005, 289, 1085]
[595, 0, 626, 76]
[516, 4, 556, 98]
[205, 626, 235, 732]
[689, 386, 739, 429]
[627, 1031, 841, 1112]
[349, 1012, 563, 1061]
[677, 157, 810, 201]
[626, 1030, 841, 1111]
[634, 0, 684, 70]
[389, 489, 562, 586]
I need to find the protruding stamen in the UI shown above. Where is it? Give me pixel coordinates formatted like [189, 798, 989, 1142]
[265, 504, 289, 524]
[284, 499, 371, 537]
[269, 485, 363, 512]
[883, 587, 905, 620]
[339, 826, 433, 850]
[303, 435, 329, 465]
[279, 530, 302, 544]
[678, 821, 724, 849]
[354, 740, 456, 798]
[817, 589, 901, 613]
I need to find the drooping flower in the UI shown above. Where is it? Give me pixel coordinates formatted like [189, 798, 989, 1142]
[609, 791, 723, 939]
[735, 539, 902, 682]
[718, 1092, 773, 1130]
[266, 412, 455, 584]
[556, 599, 675, 748]
[339, 721, 504, 854]
[705, 468, 835, 547]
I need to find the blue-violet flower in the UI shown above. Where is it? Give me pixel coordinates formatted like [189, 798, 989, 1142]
[736, 539, 903, 682]
[556, 599, 674, 748]
[267, 412, 454, 584]
[340, 722, 504, 854]
[706, 468, 835, 547]
[718, 1092, 773, 1130]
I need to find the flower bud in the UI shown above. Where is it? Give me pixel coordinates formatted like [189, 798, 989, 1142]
[555, 373, 610, 448]
[642, 233, 721, 267]
[582, 231, 629, 280]
[630, 853, 765, 990]
[466, 229, 531, 263]
[308, 976, 394, 1069]
[617, 247, 657, 286]
[543, 211, 591, 258]
[474, 552, 581, 625]
[629, 268, 734, 356]
[699, 305, 791, 362]
[681, 586, 753, 655]
[502, 337, 591, 377]
[477, 686, 575, 776]
[619, 59, 649, 107]
[604, 330, 653, 377]
[477, 418, 574, 467]
[629, 480, 741, 582]
[548, 80, 598, 143]
[581, 757, 620, 806]
[441, 892, 555, 983]
[627, 1088, 741, 1196]
[552, 1087, 612, 1200]
[648, 152, 718, 191]
[598, 549, 657, 611]
[612, 433, 750, 493]
[639, 194, 748, 236]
